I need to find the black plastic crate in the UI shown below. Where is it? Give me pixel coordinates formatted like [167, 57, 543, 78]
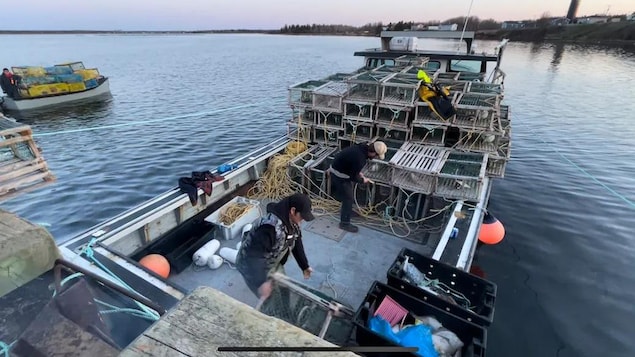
[353, 281, 486, 357]
[386, 248, 496, 327]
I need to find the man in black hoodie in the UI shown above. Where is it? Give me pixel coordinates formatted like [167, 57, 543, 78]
[235, 193, 315, 302]
[329, 140, 387, 233]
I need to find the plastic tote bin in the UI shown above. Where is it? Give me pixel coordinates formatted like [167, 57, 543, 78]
[386, 248, 496, 327]
[204, 196, 261, 240]
[353, 281, 487, 357]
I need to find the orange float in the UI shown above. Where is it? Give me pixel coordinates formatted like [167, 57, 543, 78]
[139, 254, 170, 278]
[478, 212, 505, 245]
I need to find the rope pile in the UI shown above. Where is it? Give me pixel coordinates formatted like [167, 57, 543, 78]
[219, 202, 254, 226]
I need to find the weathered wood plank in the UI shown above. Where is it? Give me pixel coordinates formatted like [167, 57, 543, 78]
[0, 158, 42, 174]
[0, 161, 46, 182]
[0, 134, 32, 148]
[121, 287, 357, 357]
[143, 318, 249, 357]
[119, 335, 190, 357]
[0, 171, 52, 194]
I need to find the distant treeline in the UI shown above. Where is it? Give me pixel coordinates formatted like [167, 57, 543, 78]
[280, 17, 503, 35]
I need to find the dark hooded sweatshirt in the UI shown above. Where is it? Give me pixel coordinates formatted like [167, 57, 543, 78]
[331, 143, 369, 184]
[235, 197, 309, 292]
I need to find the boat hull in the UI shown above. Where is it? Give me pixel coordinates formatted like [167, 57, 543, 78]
[1, 78, 111, 111]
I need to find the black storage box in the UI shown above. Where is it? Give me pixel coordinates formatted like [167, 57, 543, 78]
[353, 281, 486, 357]
[386, 248, 496, 327]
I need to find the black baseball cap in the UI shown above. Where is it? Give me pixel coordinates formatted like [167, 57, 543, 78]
[288, 193, 315, 221]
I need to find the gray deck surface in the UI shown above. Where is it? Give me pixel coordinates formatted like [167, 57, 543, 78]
[168, 212, 432, 312]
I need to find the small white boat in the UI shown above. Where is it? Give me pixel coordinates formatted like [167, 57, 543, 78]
[1, 62, 111, 112]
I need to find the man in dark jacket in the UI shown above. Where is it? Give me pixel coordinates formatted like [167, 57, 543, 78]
[235, 193, 315, 302]
[0, 68, 21, 99]
[329, 140, 387, 233]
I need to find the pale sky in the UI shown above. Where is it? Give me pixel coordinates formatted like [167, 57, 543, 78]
[5, 0, 634, 31]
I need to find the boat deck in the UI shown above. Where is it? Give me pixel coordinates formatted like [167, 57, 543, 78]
[167, 198, 468, 314]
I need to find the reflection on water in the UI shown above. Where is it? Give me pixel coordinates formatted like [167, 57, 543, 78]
[9, 95, 114, 124]
[550, 43, 565, 71]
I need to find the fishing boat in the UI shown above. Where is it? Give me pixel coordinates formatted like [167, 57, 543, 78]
[0, 30, 510, 356]
[0, 61, 111, 112]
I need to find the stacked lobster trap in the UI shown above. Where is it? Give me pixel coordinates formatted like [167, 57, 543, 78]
[286, 54, 512, 204]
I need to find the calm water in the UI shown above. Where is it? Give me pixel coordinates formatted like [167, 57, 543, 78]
[1, 35, 634, 356]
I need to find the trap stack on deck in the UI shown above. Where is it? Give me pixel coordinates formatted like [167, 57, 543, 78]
[286, 54, 512, 205]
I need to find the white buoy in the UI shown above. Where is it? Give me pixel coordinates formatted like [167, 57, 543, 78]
[241, 223, 252, 237]
[235, 241, 242, 250]
[207, 255, 223, 269]
[192, 239, 220, 266]
[219, 247, 238, 264]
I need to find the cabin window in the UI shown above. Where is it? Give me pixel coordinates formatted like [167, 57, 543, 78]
[367, 58, 396, 68]
[424, 61, 441, 71]
[450, 60, 482, 73]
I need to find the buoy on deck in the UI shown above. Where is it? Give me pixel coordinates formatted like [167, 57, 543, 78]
[139, 254, 170, 278]
[207, 255, 223, 269]
[193, 239, 220, 266]
[478, 212, 505, 245]
[219, 247, 238, 264]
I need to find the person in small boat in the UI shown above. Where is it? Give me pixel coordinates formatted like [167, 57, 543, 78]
[235, 193, 315, 302]
[0, 68, 21, 99]
[329, 140, 387, 233]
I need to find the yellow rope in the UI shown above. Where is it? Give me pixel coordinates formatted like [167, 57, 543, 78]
[219, 203, 253, 225]
[245, 140, 457, 238]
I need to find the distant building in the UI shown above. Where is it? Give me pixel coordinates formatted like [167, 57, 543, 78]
[627, 12, 635, 21]
[501, 21, 536, 29]
[550, 17, 571, 26]
[577, 16, 609, 24]
[438, 24, 459, 31]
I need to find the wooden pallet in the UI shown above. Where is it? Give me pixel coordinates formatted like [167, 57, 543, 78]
[0, 118, 55, 202]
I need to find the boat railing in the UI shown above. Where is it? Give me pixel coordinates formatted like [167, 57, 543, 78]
[63, 133, 290, 248]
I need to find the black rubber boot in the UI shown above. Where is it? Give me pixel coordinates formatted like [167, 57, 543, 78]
[339, 222, 359, 233]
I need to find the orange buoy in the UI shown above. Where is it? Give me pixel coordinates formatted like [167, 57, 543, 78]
[139, 254, 170, 278]
[478, 212, 505, 245]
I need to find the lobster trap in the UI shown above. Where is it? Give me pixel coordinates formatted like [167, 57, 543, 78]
[313, 126, 342, 147]
[414, 103, 452, 126]
[410, 124, 447, 146]
[343, 119, 374, 143]
[375, 104, 411, 128]
[286, 145, 331, 190]
[380, 74, 421, 106]
[289, 107, 315, 125]
[346, 71, 392, 102]
[388, 142, 447, 194]
[354, 181, 395, 218]
[306, 149, 337, 198]
[0, 118, 56, 202]
[312, 81, 348, 113]
[452, 108, 499, 134]
[314, 111, 344, 130]
[288, 80, 328, 108]
[286, 121, 312, 143]
[435, 151, 487, 202]
[343, 101, 375, 123]
[376, 125, 409, 144]
[258, 272, 355, 346]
